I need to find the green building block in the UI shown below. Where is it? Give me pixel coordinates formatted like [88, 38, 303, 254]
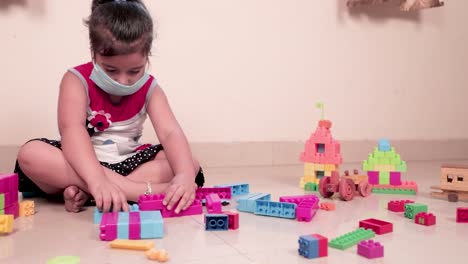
[0, 209, 4, 215]
[0, 193, 4, 209]
[329, 228, 375, 250]
[379, 171, 390, 184]
[374, 150, 384, 159]
[405, 203, 428, 219]
[372, 188, 416, 195]
[47, 256, 80, 264]
[397, 162, 407, 172]
[381, 157, 390, 164]
[304, 182, 318, 192]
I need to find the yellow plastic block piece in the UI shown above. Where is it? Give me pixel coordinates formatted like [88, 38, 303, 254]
[110, 239, 155, 251]
[324, 164, 336, 171]
[0, 215, 14, 233]
[315, 164, 325, 171]
[325, 170, 332, 176]
[304, 163, 316, 171]
[19, 200, 35, 217]
[299, 178, 305, 189]
[146, 248, 169, 262]
[303, 175, 317, 182]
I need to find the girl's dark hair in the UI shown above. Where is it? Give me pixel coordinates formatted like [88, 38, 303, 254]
[85, 0, 153, 56]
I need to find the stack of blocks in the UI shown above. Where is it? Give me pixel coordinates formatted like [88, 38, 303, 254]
[0, 173, 19, 219]
[99, 210, 164, 241]
[300, 120, 342, 190]
[205, 211, 239, 231]
[280, 194, 320, 222]
[298, 234, 328, 259]
[404, 203, 428, 219]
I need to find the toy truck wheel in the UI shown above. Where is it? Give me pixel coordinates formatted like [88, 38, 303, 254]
[339, 178, 355, 201]
[319, 176, 334, 198]
[358, 181, 372, 197]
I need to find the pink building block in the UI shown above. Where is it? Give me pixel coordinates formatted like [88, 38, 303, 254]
[195, 187, 232, 200]
[4, 202, 19, 219]
[223, 211, 239, 230]
[161, 199, 203, 218]
[357, 240, 384, 259]
[3, 191, 19, 208]
[415, 212, 436, 226]
[300, 121, 343, 165]
[389, 171, 401, 185]
[359, 218, 393, 235]
[387, 200, 414, 212]
[0, 173, 18, 193]
[129, 211, 141, 239]
[138, 194, 165, 211]
[313, 234, 328, 257]
[279, 194, 319, 206]
[367, 171, 379, 185]
[457, 208, 468, 223]
[206, 193, 222, 213]
[100, 212, 118, 241]
[296, 200, 318, 222]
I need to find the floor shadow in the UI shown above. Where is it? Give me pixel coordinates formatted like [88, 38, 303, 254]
[0, 0, 27, 9]
[0, 0, 45, 17]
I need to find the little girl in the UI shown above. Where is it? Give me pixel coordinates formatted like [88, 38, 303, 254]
[14, 0, 204, 213]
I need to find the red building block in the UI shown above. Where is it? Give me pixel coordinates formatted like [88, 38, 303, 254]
[223, 211, 239, 230]
[359, 218, 393, 235]
[387, 200, 414, 212]
[456, 208, 468, 223]
[312, 234, 328, 257]
[415, 212, 436, 226]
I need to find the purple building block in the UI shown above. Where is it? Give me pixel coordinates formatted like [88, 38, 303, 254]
[138, 194, 165, 211]
[0, 173, 18, 193]
[100, 212, 118, 241]
[129, 211, 141, 239]
[357, 240, 384, 259]
[390, 172, 402, 186]
[206, 193, 222, 213]
[279, 194, 320, 206]
[367, 171, 379, 185]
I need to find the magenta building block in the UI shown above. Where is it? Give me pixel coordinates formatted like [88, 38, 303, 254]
[4, 202, 19, 219]
[138, 194, 165, 211]
[100, 212, 118, 241]
[279, 194, 320, 206]
[161, 199, 203, 218]
[296, 200, 319, 222]
[367, 171, 379, 185]
[206, 193, 222, 213]
[389, 172, 402, 186]
[195, 187, 232, 200]
[387, 200, 414, 212]
[357, 240, 384, 259]
[129, 211, 141, 239]
[457, 208, 468, 223]
[0, 173, 18, 193]
[3, 191, 18, 208]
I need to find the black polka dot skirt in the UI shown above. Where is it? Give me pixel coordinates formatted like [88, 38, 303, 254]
[15, 138, 205, 196]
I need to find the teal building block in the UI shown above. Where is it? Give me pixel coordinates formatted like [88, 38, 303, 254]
[140, 211, 164, 238]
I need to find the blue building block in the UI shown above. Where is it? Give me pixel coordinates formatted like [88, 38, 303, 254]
[378, 139, 391, 152]
[205, 214, 229, 231]
[117, 212, 129, 239]
[254, 201, 296, 219]
[94, 204, 140, 224]
[214, 183, 249, 196]
[236, 193, 271, 213]
[298, 235, 319, 259]
[140, 211, 164, 239]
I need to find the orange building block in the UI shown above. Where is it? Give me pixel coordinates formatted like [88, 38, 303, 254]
[320, 202, 336, 211]
[19, 200, 35, 217]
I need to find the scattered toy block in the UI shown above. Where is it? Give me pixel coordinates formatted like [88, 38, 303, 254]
[358, 240, 384, 259]
[457, 207, 468, 223]
[213, 183, 249, 196]
[387, 200, 414, 212]
[279, 194, 319, 206]
[0, 214, 14, 233]
[359, 218, 393, 235]
[161, 199, 202, 218]
[205, 214, 228, 231]
[298, 234, 328, 259]
[319, 202, 335, 211]
[236, 193, 271, 213]
[195, 187, 232, 200]
[296, 200, 318, 222]
[304, 182, 318, 191]
[206, 193, 222, 213]
[415, 212, 436, 226]
[372, 181, 418, 195]
[255, 200, 296, 219]
[19, 200, 35, 217]
[110, 239, 154, 251]
[329, 228, 375, 250]
[405, 203, 428, 220]
[99, 211, 163, 241]
[223, 211, 239, 230]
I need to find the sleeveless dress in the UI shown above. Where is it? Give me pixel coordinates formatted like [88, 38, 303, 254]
[15, 62, 204, 195]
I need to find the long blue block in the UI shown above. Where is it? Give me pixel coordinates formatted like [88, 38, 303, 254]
[140, 211, 164, 239]
[236, 193, 271, 213]
[254, 200, 296, 219]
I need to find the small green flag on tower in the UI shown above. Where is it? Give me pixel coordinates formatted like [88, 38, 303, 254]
[315, 102, 324, 120]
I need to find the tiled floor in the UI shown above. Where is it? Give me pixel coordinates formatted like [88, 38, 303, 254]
[2, 160, 468, 264]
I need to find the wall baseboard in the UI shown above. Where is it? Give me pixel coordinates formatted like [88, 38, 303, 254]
[2, 140, 468, 172]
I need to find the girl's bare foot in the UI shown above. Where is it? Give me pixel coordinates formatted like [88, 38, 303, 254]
[63, 185, 88, 213]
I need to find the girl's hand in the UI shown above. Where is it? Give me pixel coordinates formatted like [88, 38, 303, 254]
[89, 178, 129, 213]
[163, 175, 196, 214]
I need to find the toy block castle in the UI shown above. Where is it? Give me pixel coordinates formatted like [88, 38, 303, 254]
[363, 139, 417, 194]
[300, 103, 342, 190]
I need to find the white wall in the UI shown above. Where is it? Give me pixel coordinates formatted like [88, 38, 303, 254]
[1, 0, 467, 145]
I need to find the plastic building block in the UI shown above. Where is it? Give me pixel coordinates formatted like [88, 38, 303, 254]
[357, 240, 384, 259]
[138, 194, 165, 211]
[387, 200, 413, 212]
[94, 204, 139, 224]
[296, 200, 319, 222]
[304, 182, 318, 191]
[223, 211, 239, 230]
[129, 211, 141, 239]
[359, 218, 393, 235]
[205, 214, 228, 231]
[4, 203, 19, 219]
[100, 212, 119, 241]
[0, 194, 3, 210]
[367, 171, 379, 185]
[329, 228, 375, 250]
[100, 210, 163, 241]
[0, 191, 18, 210]
[140, 211, 164, 238]
[46, 256, 80, 264]
[19, 200, 35, 217]
[206, 193, 222, 213]
[279, 194, 319, 206]
[405, 203, 428, 219]
[214, 183, 249, 196]
[117, 212, 130, 239]
[195, 187, 232, 200]
[319, 202, 335, 211]
[390, 171, 402, 185]
[372, 181, 418, 195]
[415, 212, 436, 226]
[0, 173, 18, 194]
[236, 193, 271, 213]
[457, 207, 468, 223]
[378, 139, 391, 151]
[298, 234, 328, 259]
[146, 248, 169, 262]
[0, 214, 14, 233]
[300, 120, 343, 165]
[161, 199, 202, 218]
[254, 200, 296, 219]
[110, 239, 154, 250]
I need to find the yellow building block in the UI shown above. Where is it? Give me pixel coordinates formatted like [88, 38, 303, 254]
[0, 215, 14, 233]
[110, 239, 155, 251]
[304, 163, 316, 171]
[325, 170, 332, 176]
[19, 200, 35, 217]
[324, 164, 336, 171]
[299, 178, 305, 189]
[315, 164, 325, 171]
[304, 169, 314, 176]
[303, 175, 317, 182]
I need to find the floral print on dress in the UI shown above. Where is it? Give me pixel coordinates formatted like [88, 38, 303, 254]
[87, 110, 112, 132]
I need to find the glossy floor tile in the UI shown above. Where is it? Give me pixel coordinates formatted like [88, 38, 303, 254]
[1, 160, 468, 264]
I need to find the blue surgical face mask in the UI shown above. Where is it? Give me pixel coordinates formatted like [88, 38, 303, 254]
[90, 62, 150, 96]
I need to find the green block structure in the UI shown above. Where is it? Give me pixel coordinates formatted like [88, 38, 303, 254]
[329, 228, 375, 250]
[404, 203, 428, 219]
[372, 188, 416, 195]
[304, 182, 318, 192]
[379, 171, 390, 184]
